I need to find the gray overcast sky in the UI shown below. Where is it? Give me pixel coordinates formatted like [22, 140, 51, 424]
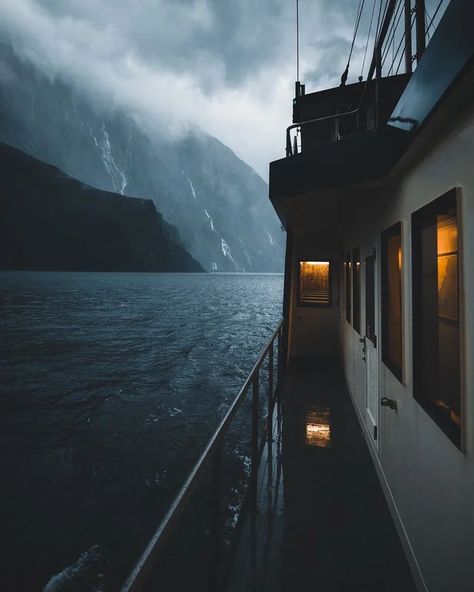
[0, 0, 446, 178]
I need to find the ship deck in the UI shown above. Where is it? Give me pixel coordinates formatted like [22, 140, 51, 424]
[226, 360, 417, 592]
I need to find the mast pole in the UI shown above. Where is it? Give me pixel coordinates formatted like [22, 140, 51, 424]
[404, 0, 413, 74]
[415, 0, 426, 62]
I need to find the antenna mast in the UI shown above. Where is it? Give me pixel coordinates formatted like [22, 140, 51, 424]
[296, 0, 300, 83]
[415, 0, 426, 62]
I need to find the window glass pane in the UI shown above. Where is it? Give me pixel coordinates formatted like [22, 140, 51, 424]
[345, 252, 351, 323]
[381, 223, 403, 380]
[299, 261, 330, 306]
[412, 190, 461, 447]
[352, 248, 360, 333]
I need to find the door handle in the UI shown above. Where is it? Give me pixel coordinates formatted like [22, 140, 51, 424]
[381, 397, 397, 411]
[359, 337, 366, 357]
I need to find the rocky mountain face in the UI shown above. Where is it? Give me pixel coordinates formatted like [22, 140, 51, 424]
[0, 143, 203, 272]
[0, 44, 285, 272]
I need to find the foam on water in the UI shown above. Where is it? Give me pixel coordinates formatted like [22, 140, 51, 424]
[43, 546, 106, 592]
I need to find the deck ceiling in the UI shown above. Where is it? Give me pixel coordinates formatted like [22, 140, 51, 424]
[273, 179, 384, 240]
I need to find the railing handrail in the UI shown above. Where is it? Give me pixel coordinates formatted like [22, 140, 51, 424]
[286, 107, 361, 156]
[287, 107, 360, 133]
[122, 319, 284, 592]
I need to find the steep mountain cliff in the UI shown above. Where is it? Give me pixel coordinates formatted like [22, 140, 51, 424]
[0, 44, 284, 272]
[0, 143, 203, 272]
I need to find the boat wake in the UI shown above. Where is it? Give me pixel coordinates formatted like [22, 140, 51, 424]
[43, 545, 107, 592]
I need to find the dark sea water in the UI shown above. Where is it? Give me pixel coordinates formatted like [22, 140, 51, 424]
[0, 271, 283, 591]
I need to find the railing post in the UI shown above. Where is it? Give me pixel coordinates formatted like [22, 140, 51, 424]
[277, 326, 283, 377]
[209, 442, 222, 592]
[250, 374, 259, 592]
[286, 129, 292, 157]
[250, 373, 259, 513]
[268, 341, 274, 404]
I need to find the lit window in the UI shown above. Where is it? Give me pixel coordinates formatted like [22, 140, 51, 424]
[352, 248, 361, 333]
[299, 261, 331, 306]
[381, 222, 403, 381]
[412, 189, 461, 447]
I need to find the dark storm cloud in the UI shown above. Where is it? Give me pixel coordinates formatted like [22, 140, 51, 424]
[0, 0, 383, 175]
[29, 0, 294, 87]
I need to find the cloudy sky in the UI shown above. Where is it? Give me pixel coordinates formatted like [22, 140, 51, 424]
[0, 0, 446, 178]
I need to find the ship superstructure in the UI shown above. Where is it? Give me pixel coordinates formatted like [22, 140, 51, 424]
[269, 0, 474, 589]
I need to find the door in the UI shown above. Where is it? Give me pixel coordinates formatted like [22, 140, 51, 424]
[362, 244, 379, 450]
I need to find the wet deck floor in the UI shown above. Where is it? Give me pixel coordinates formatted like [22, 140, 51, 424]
[227, 362, 417, 592]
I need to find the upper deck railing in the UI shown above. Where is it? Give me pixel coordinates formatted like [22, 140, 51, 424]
[286, 0, 449, 157]
[121, 320, 284, 591]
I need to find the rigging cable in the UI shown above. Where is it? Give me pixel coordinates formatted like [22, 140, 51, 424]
[355, 0, 386, 113]
[376, 0, 389, 39]
[354, 0, 384, 112]
[381, 0, 403, 68]
[390, 9, 415, 75]
[425, 7, 432, 43]
[395, 10, 416, 74]
[341, 0, 365, 85]
[426, 0, 446, 33]
[381, 0, 405, 71]
[360, 0, 377, 80]
[364, 0, 387, 81]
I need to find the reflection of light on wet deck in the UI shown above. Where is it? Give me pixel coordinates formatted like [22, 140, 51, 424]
[305, 408, 331, 448]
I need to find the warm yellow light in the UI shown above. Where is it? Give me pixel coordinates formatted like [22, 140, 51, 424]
[450, 410, 461, 427]
[301, 261, 329, 267]
[299, 261, 330, 305]
[305, 408, 331, 448]
[437, 216, 457, 255]
[398, 246, 402, 270]
[436, 215, 458, 322]
[306, 423, 331, 443]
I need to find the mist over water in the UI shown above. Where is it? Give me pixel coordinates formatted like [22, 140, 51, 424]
[0, 271, 283, 591]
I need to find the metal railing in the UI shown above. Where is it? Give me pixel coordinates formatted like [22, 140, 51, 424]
[122, 320, 284, 592]
[286, 107, 361, 157]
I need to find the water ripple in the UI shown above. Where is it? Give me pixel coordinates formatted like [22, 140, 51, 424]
[0, 271, 283, 591]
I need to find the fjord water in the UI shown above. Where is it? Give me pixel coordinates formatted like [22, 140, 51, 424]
[0, 271, 283, 591]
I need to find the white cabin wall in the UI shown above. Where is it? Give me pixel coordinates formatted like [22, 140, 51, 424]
[339, 103, 474, 592]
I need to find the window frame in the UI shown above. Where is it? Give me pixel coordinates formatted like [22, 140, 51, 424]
[297, 260, 332, 308]
[345, 251, 352, 324]
[352, 247, 361, 334]
[411, 188, 462, 448]
[365, 252, 377, 347]
[381, 221, 404, 382]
